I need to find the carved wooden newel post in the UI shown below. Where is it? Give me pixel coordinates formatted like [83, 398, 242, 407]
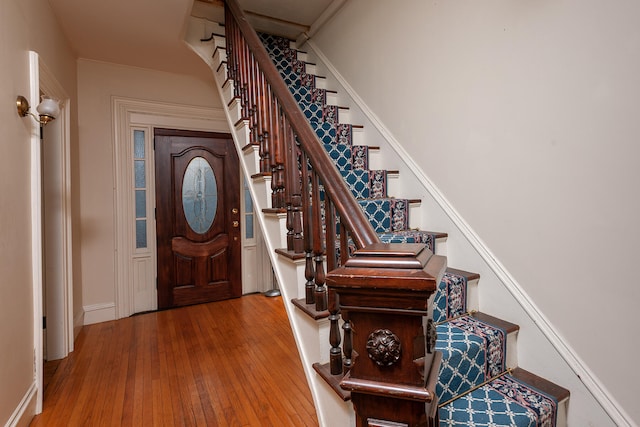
[326, 243, 446, 427]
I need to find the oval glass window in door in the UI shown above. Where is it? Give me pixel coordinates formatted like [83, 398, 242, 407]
[182, 156, 218, 234]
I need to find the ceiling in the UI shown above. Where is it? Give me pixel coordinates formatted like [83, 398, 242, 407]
[48, 0, 337, 80]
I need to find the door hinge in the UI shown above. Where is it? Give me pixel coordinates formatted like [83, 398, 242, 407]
[43, 316, 46, 329]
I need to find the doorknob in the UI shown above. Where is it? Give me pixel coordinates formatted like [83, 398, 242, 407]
[232, 208, 239, 214]
[232, 221, 239, 228]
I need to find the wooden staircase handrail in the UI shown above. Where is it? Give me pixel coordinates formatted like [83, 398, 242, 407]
[225, 0, 380, 249]
[223, 4, 444, 424]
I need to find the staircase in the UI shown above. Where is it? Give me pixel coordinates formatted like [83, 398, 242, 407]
[185, 4, 569, 425]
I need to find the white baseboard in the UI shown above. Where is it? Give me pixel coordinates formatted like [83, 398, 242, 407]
[83, 302, 116, 325]
[4, 382, 37, 427]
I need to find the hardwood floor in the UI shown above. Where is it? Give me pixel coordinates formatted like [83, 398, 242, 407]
[31, 294, 319, 426]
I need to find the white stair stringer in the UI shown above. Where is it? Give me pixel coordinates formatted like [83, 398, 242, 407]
[185, 16, 355, 427]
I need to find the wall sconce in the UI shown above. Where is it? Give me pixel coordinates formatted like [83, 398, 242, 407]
[16, 95, 60, 125]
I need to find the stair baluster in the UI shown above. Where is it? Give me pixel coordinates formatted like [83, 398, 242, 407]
[300, 149, 316, 304]
[239, 34, 250, 121]
[252, 57, 263, 148]
[271, 95, 286, 209]
[284, 119, 294, 251]
[339, 223, 349, 266]
[325, 199, 337, 272]
[342, 316, 353, 371]
[311, 170, 328, 312]
[248, 53, 258, 145]
[328, 292, 342, 375]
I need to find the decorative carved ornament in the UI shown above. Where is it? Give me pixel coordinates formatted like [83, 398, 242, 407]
[366, 329, 402, 367]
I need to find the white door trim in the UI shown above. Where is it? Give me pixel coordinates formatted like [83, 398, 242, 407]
[30, 51, 73, 413]
[112, 97, 228, 318]
[40, 58, 73, 360]
[29, 50, 44, 415]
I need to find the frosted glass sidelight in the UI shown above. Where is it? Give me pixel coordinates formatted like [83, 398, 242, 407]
[134, 160, 145, 188]
[136, 219, 147, 248]
[244, 184, 253, 213]
[182, 157, 217, 234]
[134, 130, 145, 159]
[244, 180, 254, 239]
[245, 215, 254, 239]
[135, 190, 146, 218]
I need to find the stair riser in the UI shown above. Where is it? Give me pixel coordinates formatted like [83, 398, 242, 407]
[219, 79, 234, 106]
[466, 278, 479, 313]
[212, 44, 227, 62]
[227, 97, 243, 125]
[241, 143, 260, 177]
[263, 209, 288, 249]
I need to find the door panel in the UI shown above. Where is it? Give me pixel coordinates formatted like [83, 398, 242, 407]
[155, 129, 241, 309]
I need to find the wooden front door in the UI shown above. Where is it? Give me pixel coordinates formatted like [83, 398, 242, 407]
[155, 129, 241, 309]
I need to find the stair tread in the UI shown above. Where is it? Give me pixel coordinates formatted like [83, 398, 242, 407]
[471, 311, 519, 335]
[262, 207, 286, 215]
[251, 171, 271, 179]
[510, 367, 570, 403]
[275, 248, 306, 261]
[291, 298, 329, 319]
[440, 369, 568, 426]
[215, 61, 227, 73]
[312, 362, 351, 401]
[445, 267, 480, 282]
[241, 141, 260, 151]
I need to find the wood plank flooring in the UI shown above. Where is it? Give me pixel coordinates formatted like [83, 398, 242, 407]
[31, 294, 319, 427]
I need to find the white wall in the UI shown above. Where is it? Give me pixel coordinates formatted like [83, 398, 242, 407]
[77, 60, 224, 322]
[0, 0, 77, 424]
[313, 0, 639, 424]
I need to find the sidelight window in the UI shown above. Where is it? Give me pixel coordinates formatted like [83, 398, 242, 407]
[133, 129, 148, 249]
[244, 178, 254, 240]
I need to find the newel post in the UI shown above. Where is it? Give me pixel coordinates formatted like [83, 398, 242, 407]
[325, 243, 446, 427]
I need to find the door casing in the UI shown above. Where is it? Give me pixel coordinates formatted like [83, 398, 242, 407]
[113, 98, 236, 318]
[29, 52, 74, 414]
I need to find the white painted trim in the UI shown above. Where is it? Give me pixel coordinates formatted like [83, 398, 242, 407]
[39, 57, 74, 358]
[83, 302, 116, 325]
[28, 51, 44, 416]
[29, 52, 74, 415]
[112, 97, 229, 318]
[306, 40, 635, 427]
[4, 382, 37, 427]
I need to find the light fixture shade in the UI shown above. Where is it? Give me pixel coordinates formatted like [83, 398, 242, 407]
[36, 96, 60, 122]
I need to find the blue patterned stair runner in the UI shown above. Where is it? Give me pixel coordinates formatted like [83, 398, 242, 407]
[258, 33, 563, 427]
[436, 315, 507, 403]
[440, 372, 559, 427]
